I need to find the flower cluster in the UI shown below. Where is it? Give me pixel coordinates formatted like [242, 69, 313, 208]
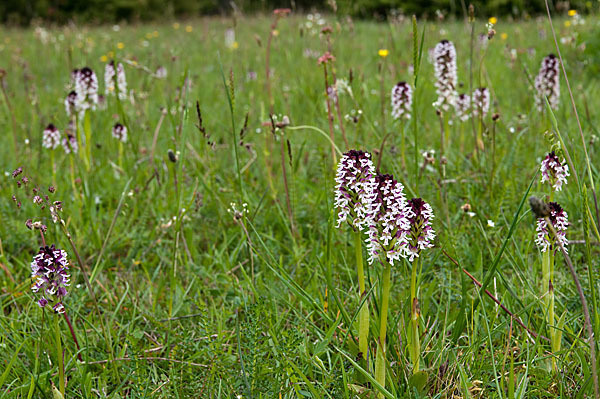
[112, 123, 128, 143]
[534, 54, 560, 111]
[365, 174, 410, 265]
[454, 93, 471, 121]
[334, 150, 377, 231]
[403, 198, 436, 262]
[535, 202, 569, 252]
[391, 81, 412, 120]
[73, 67, 99, 114]
[42, 124, 61, 149]
[540, 151, 569, 191]
[64, 91, 78, 117]
[30, 245, 70, 314]
[472, 87, 490, 118]
[104, 61, 128, 100]
[62, 133, 78, 154]
[432, 40, 458, 112]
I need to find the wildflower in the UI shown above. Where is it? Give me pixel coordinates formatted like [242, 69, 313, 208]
[173, 22, 180, 29]
[62, 133, 78, 154]
[534, 54, 560, 111]
[30, 245, 70, 314]
[73, 67, 99, 113]
[501, 33, 508, 40]
[42, 124, 61, 150]
[391, 81, 412, 120]
[112, 123, 128, 143]
[365, 174, 410, 265]
[185, 25, 193, 32]
[105, 61, 128, 100]
[318, 51, 335, 65]
[487, 220, 495, 228]
[432, 40, 458, 112]
[488, 17, 498, 25]
[378, 49, 389, 58]
[535, 202, 569, 253]
[155, 66, 168, 79]
[334, 150, 377, 231]
[117, 42, 124, 49]
[540, 151, 569, 191]
[472, 87, 490, 118]
[64, 91, 78, 117]
[454, 93, 471, 121]
[402, 198, 435, 261]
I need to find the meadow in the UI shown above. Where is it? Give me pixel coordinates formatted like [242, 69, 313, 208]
[0, 8, 599, 398]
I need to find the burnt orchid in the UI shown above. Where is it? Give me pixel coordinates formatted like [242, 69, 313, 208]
[472, 87, 490, 118]
[74, 67, 99, 112]
[391, 81, 412, 120]
[112, 123, 128, 143]
[365, 173, 410, 266]
[334, 150, 376, 361]
[42, 124, 61, 150]
[105, 61, 128, 100]
[403, 197, 435, 374]
[534, 54, 560, 111]
[334, 150, 377, 231]
[455, 93, 471, 121]
[403, 198, 436, 262]
[535, 201, 569, 253]
[432, 40, 458, 112]
[540, 151, 569, 192]
[31, 245, 70, 314]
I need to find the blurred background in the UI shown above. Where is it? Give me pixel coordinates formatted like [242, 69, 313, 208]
[0, 0, 595, 25]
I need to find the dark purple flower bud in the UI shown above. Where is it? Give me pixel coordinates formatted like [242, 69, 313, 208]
[12, 167, 23, 178]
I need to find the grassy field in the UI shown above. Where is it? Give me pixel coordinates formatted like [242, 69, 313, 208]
[1, 9, 600, 398]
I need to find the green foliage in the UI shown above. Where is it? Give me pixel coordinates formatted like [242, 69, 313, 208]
[0, 12, 599, 398]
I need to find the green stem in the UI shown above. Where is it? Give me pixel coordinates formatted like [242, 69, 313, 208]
[54, 315, 65, 396]
[409, 257, 420, 373]
[375, 261, 392, 396]
[355, 230, 369, 360]
[83, 110, 92, 171]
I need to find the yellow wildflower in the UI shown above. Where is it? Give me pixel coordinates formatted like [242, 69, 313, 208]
[232, 41, 239, 49]
[117, 42, 124, 49]
[564, 20, 571, 27]
[378, 49, 389, 58]
[185, 25, 193, 32]
[500, 33, 508, 40]
[173, 22, 180, 29]
[488, 17, 497, 25]
[568, 9, 577, 16]
[100, 55, 108, 62]
[108, 51, 115, 58]
[152, 30, 159, 38]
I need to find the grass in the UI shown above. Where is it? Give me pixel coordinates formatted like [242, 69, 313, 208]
[0, 9, 599, 398]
